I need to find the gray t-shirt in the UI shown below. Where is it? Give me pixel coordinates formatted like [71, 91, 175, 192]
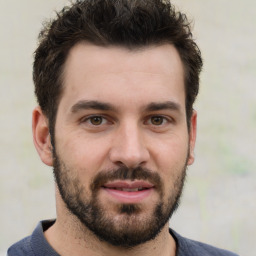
[8, 220, 239, 256]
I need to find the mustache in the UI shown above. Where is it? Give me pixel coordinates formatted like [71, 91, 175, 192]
[90, 166, 163, 193]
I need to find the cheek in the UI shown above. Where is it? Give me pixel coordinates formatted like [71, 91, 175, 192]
[152, 135, 189, 170]
[57, 134, 110, 174]
[155, 141, 188, 200]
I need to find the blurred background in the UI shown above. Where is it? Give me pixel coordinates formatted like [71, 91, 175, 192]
[0, 1, 255, 255]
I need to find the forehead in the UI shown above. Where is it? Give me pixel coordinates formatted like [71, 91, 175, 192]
[63, 42, 184, 81]
[60, 43, 185, 112]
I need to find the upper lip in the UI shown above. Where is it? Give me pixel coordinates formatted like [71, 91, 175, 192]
[103, 180, 154, 189]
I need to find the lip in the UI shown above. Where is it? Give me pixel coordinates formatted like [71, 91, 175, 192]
[102, 180, 154, 204]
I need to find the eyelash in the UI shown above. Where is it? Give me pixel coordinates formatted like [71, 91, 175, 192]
[145, 115, 171, 126]
[80, 115, 110, 126]
[80, 114, 173, 127]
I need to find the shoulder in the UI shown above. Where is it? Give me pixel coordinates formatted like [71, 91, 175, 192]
[7, 236, 34, 256]
[7, 220, 57, 256]
[170, 229, 239, 256]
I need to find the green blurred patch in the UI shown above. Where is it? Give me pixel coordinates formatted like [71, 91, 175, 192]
[217, 141, 253, 175]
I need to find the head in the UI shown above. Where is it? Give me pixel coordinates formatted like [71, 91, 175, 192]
[32, 0, 202, 249]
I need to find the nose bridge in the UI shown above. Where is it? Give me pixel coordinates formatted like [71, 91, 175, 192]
[109, 118, 149, 167]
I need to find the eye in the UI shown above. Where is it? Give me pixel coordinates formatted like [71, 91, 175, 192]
[81, 115, 107, 126]
[89, 116, 104, 125]
[150, 116, 166, 126]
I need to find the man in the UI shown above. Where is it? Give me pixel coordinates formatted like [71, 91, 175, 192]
[8, 0, 238, 255]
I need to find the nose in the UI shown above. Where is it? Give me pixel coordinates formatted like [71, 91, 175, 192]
[109, 121, 150, 168]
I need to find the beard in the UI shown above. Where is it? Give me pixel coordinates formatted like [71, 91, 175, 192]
[52, 149, 188, 248]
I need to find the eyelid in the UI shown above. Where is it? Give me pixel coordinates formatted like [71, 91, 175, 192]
[144, 115, 174, 125]
[80, 114, 112, 125]
[79, 114, 174, 127]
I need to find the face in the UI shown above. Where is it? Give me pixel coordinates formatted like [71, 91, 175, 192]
[51, 43, 196, 247]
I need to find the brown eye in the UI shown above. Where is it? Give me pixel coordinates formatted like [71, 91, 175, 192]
[90, 116, 103, 125]
[150, 116, 164, 125]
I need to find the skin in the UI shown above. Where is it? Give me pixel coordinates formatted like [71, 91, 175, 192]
[32, 43, 197, 256]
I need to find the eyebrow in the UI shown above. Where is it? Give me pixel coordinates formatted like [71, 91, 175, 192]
[144, 101, 181, 112]
[70, 100, 181, 114]
[71, 100, 116, 113]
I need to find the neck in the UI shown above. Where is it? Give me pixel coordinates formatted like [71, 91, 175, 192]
[44, 189, 176, 256]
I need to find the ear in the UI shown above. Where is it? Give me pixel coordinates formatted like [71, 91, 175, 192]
[187, 110, 197, 166]
[32, 106, 53, 166]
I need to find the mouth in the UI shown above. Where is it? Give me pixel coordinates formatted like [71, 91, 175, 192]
[101, 180, 155, 203]
[109, 187, 147, 192]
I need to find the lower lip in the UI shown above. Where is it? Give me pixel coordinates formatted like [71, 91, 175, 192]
[102, 188, 154, 204]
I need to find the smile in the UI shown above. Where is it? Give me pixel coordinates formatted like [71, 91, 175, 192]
[102, 180, 155, 203]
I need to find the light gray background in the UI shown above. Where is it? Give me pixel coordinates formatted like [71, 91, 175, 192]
[1, 1, 255, 255]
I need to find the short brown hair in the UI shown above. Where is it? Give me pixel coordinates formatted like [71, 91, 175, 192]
[33, 0, 203, 138]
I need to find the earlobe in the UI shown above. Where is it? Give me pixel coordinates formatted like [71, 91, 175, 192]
[32, 106, 53, 166]
[187, 110, 197, 166]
